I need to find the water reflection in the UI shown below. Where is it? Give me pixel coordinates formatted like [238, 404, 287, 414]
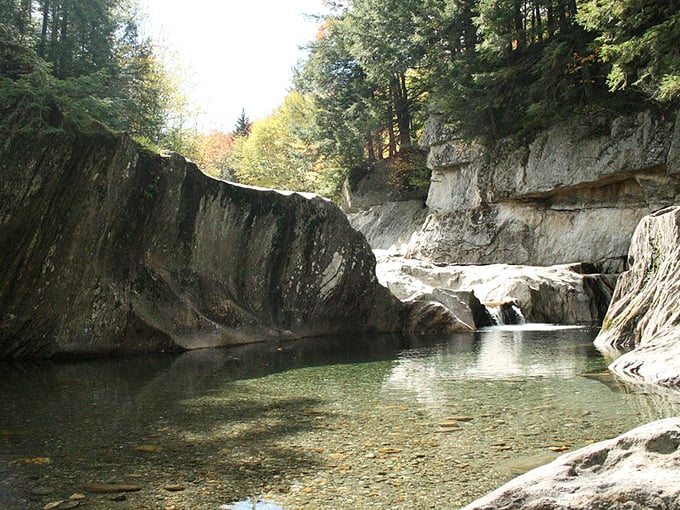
[381, 326, 680, 421]
[383, 326, 599, 402]
[1, 328, 680, 510]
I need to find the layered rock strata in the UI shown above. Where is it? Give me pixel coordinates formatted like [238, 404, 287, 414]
[350, 109, 679, 268]
[463, 417, 680, 510]
[595, 206, 680, 386]
[411, 109, 679, 266]
[0, 117, 403, 358]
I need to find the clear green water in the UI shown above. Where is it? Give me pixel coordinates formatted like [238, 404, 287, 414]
[1, 326, 679, 509]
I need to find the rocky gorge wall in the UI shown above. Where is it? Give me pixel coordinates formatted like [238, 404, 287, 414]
[0, 115, 404, 358]
[350, 109, 680, 270]
[595, 206, 680, 386]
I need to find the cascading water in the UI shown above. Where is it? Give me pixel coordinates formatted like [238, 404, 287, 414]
[485, 302, 526, 325]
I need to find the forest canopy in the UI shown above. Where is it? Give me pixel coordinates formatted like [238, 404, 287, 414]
[0, 0, 177, 141]
[1, 0, 678, 198]
[295, 0, 680, 174]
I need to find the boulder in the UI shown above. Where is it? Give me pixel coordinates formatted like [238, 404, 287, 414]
[595, 206, 680, 386]
[401, 296, 475, 334]
[376, 252, 616, 325]
[462, 417, 680, 510]
[0, 116, 404, 358]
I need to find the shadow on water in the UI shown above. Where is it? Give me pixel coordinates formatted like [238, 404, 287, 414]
[0, 333, 468, 508]
[2, 328, 680, 509]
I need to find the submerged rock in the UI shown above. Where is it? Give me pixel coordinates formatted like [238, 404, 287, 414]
[462, 418, 680, 510]
[595, 206, 680, 386]
[0, 117, 403, 358]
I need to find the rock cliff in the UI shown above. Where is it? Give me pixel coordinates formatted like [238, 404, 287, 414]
[344, 109, 678, 324]
[413, 109, 680, 266]
[0, 115, 403, 358]
[350, 109, 679, 269]
[595, 206, 680, 386]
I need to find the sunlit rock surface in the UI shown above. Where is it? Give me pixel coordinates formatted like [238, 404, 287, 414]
[411, 109, 680, 266]
[0, 118, 403, 358]
[347, 200, 427, 251]
[595, 206, 680, 386]
[376, 251, 616, 325]
[462, 418, 680, 510]
[349, 109, 679, 268]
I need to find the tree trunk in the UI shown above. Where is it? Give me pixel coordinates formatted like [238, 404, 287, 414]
[547, 1, 555, 37]
[367, 137, 375, 165]
[534, 1, 543, 42]
[40, 0, 50, 56]
[386, 87, 397, 158]
[50, 1, 60, 70]
[462, 0, 477, 55]
[395, 72, 411, 149]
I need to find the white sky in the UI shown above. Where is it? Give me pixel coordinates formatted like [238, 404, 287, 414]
[140, 0, 327, 132]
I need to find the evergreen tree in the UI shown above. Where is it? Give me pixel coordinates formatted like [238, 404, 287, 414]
[0, 0, 179, 142]
[233, 108, 251, 137]
[578, 0, 680, 102]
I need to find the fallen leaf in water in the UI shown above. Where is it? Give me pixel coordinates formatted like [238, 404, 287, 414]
[135, 444, 162, 453]
[328, 453, 347, 459]
[437, 427, 462, 433]
[11, 457, 50, 465]
[378, 447, 403, 454]
[31, 487, 55, 496]
[81, 483, 142, 493]
[163, 484, 186, 492]
[439, 421, 460, 428]
[44, 501, 64, 510]
[57, 501, 80, 509]
[447, 416, 474, 422]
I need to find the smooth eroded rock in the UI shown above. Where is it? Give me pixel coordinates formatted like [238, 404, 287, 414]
[0, 116, 403, 358]
[376, 252, 616, 325]
[463, 418, 680, 510]
[595, 206, 680, 386]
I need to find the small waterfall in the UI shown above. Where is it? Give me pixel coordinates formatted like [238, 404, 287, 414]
[505, 303, 526, 325]
[485, 302, 526, 326]
[486, 305, 503, 325]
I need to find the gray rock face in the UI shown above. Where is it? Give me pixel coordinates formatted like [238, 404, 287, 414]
[408, 109, 680, 266]
[595, 206, 680, 386]
[347, 200, 428, 251]
[462, 417, 680, 510]
[376, 252, 615, 325]
[0, 123, 403, 358]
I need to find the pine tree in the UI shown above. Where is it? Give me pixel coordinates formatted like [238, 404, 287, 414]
[233, 109, 251, 137]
